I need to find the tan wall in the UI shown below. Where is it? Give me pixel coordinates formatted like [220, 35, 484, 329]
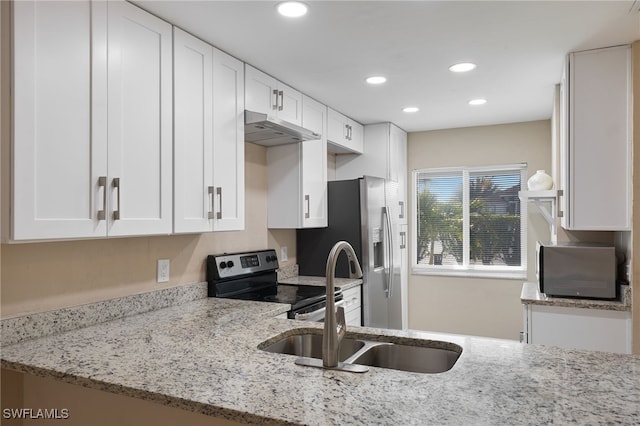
[407, 120, 552, 340]
[1, 142, 297, 318]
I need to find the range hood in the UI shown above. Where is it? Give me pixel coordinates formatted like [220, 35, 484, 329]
[244, 110, 320, 146]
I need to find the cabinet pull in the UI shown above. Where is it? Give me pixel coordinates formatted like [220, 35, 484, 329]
[97, 176, 107, 220]
[208, 186, 215, 219]
[556, 189, 564, 218]
[344, 124, 349, 140]
[216, 187, 223, 220]
[400, 231, 406, 249]
[304, 194, 310, 219]
[278, 90, 284, 111]
[347, 125, 352, 141]
[112, 177, 121, 220]
[272, 89, 278, 110]
[399, 201, 405, 219]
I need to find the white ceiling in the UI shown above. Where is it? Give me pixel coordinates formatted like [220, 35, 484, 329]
[133, 0, 640, 133]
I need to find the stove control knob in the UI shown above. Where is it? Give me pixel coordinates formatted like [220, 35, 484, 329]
[219, 261, 227, 269]
[227, 260, 235, 268]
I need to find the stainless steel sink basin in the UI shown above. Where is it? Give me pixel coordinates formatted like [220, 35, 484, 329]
[261, 333, 365, 362]
[350, 343, 461, 374]
[260, 331, 462, 374]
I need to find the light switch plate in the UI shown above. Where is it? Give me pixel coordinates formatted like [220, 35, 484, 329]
[157, 259, 170, 283]
[280, 246, 288, 262]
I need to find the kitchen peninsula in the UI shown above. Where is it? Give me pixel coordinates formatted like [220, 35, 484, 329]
[2, 284, 639, 425]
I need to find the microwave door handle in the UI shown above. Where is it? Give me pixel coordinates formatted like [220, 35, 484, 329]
[383, 206, 394, 298]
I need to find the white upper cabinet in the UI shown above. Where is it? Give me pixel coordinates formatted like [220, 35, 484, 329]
[245, 64, 302, 126]
[336, 122, 408, 223]
[560, 45, 631, 231]
[12, 0, 106, 240]
[173, 28, 214, 233]
[10, 0, 172, 241]
[267, 95, 328, 228]
[212, 48, 245, 231]
[106, 1, 173, 237]
[173, 28, 245, 233]
[327, 108, 364, 154]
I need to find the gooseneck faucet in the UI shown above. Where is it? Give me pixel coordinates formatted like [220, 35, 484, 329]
[323, 241, 363, 368]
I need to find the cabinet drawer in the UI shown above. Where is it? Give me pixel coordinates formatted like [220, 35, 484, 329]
[345, 308, 361, 327]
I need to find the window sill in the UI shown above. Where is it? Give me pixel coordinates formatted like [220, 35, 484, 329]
[411, 266, 527, 280]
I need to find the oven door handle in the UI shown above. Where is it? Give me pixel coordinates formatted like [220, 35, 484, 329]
[295, 299, 345, 321]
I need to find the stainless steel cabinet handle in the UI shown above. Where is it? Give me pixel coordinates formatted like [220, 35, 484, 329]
[304, 194, 310, 219]
[278, 90, 284, 111]
[216, 187, 222, 220]
[399, 201, 405, 219]
[112, 177, 121, 220]
[272, 89, 278, 110]
[383, 206, 394, 298]
[208, 186, 215, 219]
[97, 176, 107, 220]
[557, 189, 564, 218]
[400, 231, 406, 249]
[344, 124, 349, 141]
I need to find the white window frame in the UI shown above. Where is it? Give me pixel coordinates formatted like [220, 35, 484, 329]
[412, 164, 528, 279]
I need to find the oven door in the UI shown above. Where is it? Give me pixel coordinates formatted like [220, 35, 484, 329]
[292, 299, 345, 322]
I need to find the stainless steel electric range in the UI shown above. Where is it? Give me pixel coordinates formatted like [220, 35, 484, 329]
[206, 249, 343, 321]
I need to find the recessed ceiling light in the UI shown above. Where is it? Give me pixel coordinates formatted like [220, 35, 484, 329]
[449, 62, 477, 73]
[402, 107, 419, 113]
[276, 1, 308, 18]
[365, 76, 387, 85]
[468, 98, 487, 106]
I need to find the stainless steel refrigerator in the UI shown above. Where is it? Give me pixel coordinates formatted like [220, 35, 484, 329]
[297, 176, 404, 330]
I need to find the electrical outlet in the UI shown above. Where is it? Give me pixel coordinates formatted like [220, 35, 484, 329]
[280, 246, 288, 262]
[157, 259, 170, 283]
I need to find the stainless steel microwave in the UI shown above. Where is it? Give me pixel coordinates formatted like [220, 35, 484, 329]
[536, 241, 617, 300]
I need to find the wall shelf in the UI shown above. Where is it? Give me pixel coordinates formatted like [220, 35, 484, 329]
[518, 190, 563, 235]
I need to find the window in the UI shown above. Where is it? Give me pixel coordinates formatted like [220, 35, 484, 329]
[412, 164, 527, 278]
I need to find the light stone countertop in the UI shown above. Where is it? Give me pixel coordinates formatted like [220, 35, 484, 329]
[278, 275, 363, 292]
[2, 295, 640, 425]
[521, 282, 632, 311]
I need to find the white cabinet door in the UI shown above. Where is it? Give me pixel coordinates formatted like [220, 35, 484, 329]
[12, 0, 108, 240]
[277, 81, 303, 126]
[173, 28, 214, 234]
[245, 64, 277, 116]
[244, 64, 302, 126]
[107, 1, 173, 237]
[300, 96, 328, 228]
[212, 48, 245, 231]
[561, 45, 631, 230]
[342, 285, 362, 326]
[327, 108, 363, 154]
[267, 95, 327, 229]
[526, 304, 632, 354]
[389, 124, 408, 224]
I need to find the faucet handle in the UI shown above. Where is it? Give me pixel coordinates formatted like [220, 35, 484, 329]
[336, 306, 346, 340]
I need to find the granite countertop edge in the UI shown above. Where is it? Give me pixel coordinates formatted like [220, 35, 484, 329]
[520, 282, 632, 311]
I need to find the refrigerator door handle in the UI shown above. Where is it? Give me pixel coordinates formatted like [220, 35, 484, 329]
[383, 206, 394, 298]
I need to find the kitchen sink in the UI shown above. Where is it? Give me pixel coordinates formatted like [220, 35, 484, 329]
[350, 343, 460, 374]
[261, 333, 365, 362]
[260, 331, 462, 373]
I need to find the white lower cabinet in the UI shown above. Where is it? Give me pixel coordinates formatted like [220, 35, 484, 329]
[10, 0, 173, 241]
[523, 304, 632, 354]
[267, 95, 327, 229]
[342, 285, 362, 326]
